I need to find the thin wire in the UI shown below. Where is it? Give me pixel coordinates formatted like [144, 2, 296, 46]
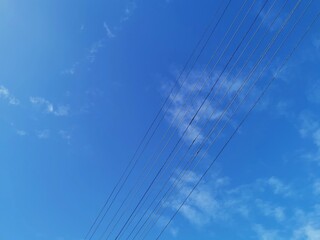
[96, 2, 235, 240]
[84, 1, 230, 239]
[139, 0, 298, 237]
[141, 1, 306, 237]
[105, 0, 256, 238]
[126, 1, 288, 238]
[142, 0, 307, 237]
[113, 1, 267, 239]
[155, 3, 318, 240]
[112, 1, 262, 238]
[98, 1, 250, 239]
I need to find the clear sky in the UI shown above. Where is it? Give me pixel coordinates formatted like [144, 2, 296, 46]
[1, 0, 320, 240]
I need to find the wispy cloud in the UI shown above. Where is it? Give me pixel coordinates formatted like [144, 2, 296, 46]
[253, 224, 282, 240]
[62, 62, 78, 75]
[292, 205, 320, 240]
[312, 36, 320, 50]
[306, 79, 320, 104]
[159, 170, 320, 239]
[121, 2, 136, 23]
[87, 39, 105, 63]
[294, 224, 320, 240]
[59, 130, 71, 144]
[161, 68, 252, 144]
[258, 2, 284, 33]
[63, 2, 137, 75]
[30, 97, 69, 117]
[313, 180, 320, 196]
[16, 130, 27, 136]
[267, 176, 293, 197]
[103, 22, 116, 38]
[162, 171, 294, 230]
[0, 85, 20, 105]
[298, 113, 320, 164]
[37, 129, 50, 139]
[255, 199, 286, 222]
[298, 112, 319, 138]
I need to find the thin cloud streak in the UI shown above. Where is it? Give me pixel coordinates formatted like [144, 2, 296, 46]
[30, 97, 69, 117]
[103, 22, 116, 38]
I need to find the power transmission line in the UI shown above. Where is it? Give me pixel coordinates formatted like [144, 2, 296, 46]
[83, 1, 231, 240]
[125, 1, 290, 239]
[112, 1, 268, 239]
[83, 1, 319, 240]
[140, 1, 307, 237]
[154, 2, 318, 239]
[97, 1, 254, 239]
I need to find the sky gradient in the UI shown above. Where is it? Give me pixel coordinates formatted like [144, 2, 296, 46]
[1, 0, 320, 239]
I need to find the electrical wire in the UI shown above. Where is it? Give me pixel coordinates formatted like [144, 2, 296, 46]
[83, 1, 231, 239]
[112, 1, 268, 239]
[124, 1, 290, 239]
[97, 1, 253, 239]
[154, 2, 318, 239]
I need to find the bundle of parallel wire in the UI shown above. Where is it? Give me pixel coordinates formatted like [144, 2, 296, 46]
[83, 0, 320, 239]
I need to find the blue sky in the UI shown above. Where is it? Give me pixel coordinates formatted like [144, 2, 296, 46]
[1, 0, 320, 239]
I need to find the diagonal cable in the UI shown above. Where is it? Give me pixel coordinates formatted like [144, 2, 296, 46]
[154, 2, 318, 239]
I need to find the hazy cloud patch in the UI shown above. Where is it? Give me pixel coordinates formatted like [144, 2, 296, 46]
[0, 85, 20, 105]
[103, 22, 116, 38]
[30, 97, 69, 117]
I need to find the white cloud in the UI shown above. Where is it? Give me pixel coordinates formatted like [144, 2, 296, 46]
[30, 97, 52, 110]
[87, 39, 105, 63]
[312, 130, 320, 148]
[16, 130, 27, 136]
[0, 85, 20, 105]
[298, 225, 320, 240]
[306, 80, 320, 104]
[162, 171, 295, 229]
[313, 180, 320, 195]
[62, 2, 136, 74]
[255, 199, 286, 222]
[54, 106, 69, 116]
[294, 211, 320, 240]
[121, 2, 136, 23]
[299, 113, 319, 138]
[0, 86, 9, 97]
[62, 62, 78, 75]
[267, 176, 292, 197]
[275, 100, 292, 117]
[153, 215, 179, 238]
[298, 113, 320, 164]
[30, 97, 69, 117]
[103, 22, 115, 38]
[313, 36, 320, 49]
[164, 171, 222, 226]
[155, 166, 320, 240]
[37, 129, 50, 139]
[161, 69, 244, 144]
[253, 224, 282, 240]
[59, 130, 71, 144]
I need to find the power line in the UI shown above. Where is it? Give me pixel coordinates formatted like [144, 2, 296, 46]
[125, 1, 290, 239]
[103, 1, 256, 238]
[97, 1, 252, 239]
[155, 2, 318, 239]
[112, 1, 268, 239]
[140, 1, 306, 237]
[96, 2, 237, 240]
[83, 1, 231, 239]
[84, 1, 319, 239]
